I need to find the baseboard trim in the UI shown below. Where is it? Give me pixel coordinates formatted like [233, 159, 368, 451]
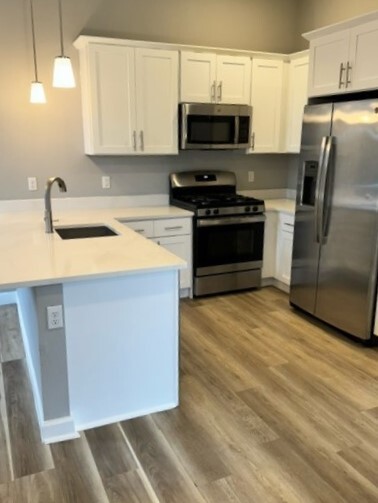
[76, 401, 179, 432]
[262, 277, 290, 293]
[41, 417, 80, 444]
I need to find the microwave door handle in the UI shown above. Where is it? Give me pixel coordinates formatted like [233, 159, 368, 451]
[181, 108, 188, 149]
[234, 116, 239, 144]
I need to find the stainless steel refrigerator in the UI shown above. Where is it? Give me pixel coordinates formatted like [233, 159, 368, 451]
[290, 98, 378, 341]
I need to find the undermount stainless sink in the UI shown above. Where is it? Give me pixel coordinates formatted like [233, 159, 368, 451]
[55, 225, 118, 240]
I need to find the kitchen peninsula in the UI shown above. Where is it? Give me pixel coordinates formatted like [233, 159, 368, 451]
[0, 204, 191, 444]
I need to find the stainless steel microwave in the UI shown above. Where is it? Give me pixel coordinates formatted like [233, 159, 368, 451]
[179, 103, 252, 150]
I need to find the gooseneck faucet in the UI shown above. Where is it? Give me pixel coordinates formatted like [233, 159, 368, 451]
[44, 177, 67, 233]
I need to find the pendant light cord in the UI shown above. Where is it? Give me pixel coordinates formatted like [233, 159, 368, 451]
[57, 0, 65, 56]
[29, 0, 38, 81]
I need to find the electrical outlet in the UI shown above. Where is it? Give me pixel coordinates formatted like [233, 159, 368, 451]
[248, 171, 255, 183]
[102, 176, 111, 189]
[28, 177, 38, 191]
[47, 305, 64, 330]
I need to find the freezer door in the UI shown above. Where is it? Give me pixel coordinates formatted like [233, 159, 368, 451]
[290, 104, 333, 313]
[315, 99, 378, 339]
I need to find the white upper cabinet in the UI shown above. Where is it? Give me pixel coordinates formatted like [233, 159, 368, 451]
[349, 20, 378, 91]
[180, 52, 217, 103]
[216, 55, 251, 104]
[180, 51, 251, 104]
[85, 45, 136, 155]
[77, 42, 178, 155]
[285, 54, 309, 153]
[135, 49, 179, 154]
[308, 30, 350, 97]
[249, 58, 284, 153]
[305, 12, 378, 97]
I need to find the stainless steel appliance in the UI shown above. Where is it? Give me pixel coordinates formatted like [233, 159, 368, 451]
[179, 103, 252, 150]
[290, 98, 378, 341]
[170, 170, 265, 296]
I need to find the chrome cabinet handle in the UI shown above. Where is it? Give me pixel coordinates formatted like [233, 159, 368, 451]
[211, 80, 216, 102]
[133, 130, 137, 151]
[217, 81, 222, 102]
[140, 130, 144, 151]
[164, 225, 183, 231]
[338, 62, 346, 88]
[250, 132, 255, 150]
[346, 62, 352, 88]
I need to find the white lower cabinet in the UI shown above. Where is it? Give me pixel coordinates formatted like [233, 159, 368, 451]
[262, 211, 278, 279]
[122, 217, 192, 295]
[152, 235, 192, 291]
[276, 214, 294, 285]
[263, 211, 294, 288]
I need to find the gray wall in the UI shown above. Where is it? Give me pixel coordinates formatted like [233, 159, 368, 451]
[3, 1, 378, 201]
[295, 0, 378, 49]
[1, 0, 299, 201]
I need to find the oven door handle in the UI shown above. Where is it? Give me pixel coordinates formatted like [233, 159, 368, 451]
[197, 215, 265, 227]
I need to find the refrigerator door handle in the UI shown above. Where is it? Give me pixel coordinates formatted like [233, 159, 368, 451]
[320, 136, 334, 242]
[314, 136, 328, 243]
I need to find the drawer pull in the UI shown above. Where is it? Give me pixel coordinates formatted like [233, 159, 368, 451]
[164, 225, 183, 231]
[284, 223, 294, 227]
[134, 229, 145, 233]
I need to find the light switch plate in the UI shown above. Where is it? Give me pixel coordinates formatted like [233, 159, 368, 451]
[102, 176, 111, 189]
[28, 177, 38, 191]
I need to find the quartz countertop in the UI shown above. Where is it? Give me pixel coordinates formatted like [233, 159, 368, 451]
[264, 199, 295, 215]
[0, 206, 193, 291]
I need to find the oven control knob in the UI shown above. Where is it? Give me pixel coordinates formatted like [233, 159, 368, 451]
[213, 208, 219, 215]
[253, 206, 258, 212]
[205, 209, 211, 216]
[245, 206, 251, 212]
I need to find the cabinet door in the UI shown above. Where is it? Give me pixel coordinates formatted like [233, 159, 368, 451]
[216, 55, 251, 104]
[276, 215, 294, 285]
[85, 45, 136, 154]
[308, 30, 350, 97]
[285, 56, 309, 153]
[249, 58, 284, 153]
[180, 52, 217, 103]
[349, 20, 378, 91]
[153, 235, 192, 290]
[262, 211, 278, 279]
[135, 48, 179, 154]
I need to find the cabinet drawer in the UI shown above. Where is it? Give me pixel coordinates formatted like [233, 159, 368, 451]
[279, 213, 294, 232]
[123, 220, 154, 238]
[154, 218, 191, 237]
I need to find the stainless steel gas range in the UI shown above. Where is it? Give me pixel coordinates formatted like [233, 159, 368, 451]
[170, 170, 265, 297]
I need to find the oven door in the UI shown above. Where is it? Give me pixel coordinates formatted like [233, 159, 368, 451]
[194, 215, 265, 276]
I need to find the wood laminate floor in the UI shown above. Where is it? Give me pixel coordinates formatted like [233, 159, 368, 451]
[0, 288, 378, 502]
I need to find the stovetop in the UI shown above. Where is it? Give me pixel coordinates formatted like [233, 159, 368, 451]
[169, 170, 265, 217]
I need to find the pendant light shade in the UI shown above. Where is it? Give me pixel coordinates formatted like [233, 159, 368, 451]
[29, 0, 46, 103]
[53, 56, 75, 88]
[53, 0, 75, 88]
[30, 81, 46, 103]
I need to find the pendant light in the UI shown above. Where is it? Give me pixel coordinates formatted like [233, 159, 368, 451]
[29, 0, 46, 103]
[53, 0, 75, 88]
